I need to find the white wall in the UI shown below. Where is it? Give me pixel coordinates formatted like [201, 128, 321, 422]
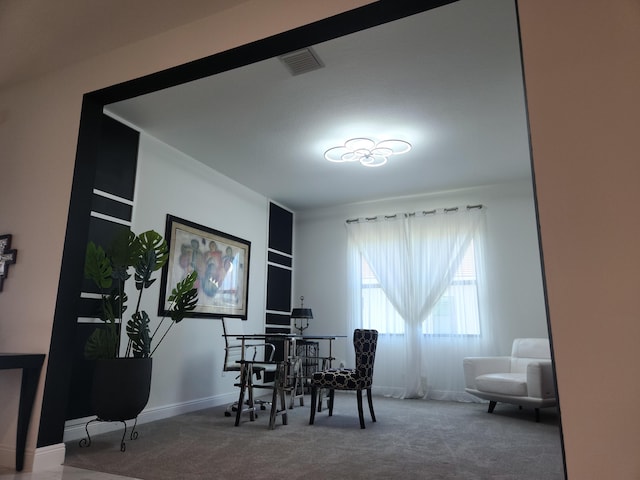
[293, 180, 548, 366]
[61, 132, 270, 430]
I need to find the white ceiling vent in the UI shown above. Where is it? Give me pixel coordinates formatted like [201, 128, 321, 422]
[279, 47, 324, 76]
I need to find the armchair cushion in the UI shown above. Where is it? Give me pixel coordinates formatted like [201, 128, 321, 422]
[475, 373, 527, 397]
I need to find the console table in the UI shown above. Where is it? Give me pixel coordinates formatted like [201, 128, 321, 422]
[0, 353, 45, 471]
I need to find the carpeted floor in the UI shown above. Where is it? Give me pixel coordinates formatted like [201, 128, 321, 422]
[64, 393, 565, 480]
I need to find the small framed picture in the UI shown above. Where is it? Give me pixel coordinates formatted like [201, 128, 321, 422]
[0, 234, 17, 292]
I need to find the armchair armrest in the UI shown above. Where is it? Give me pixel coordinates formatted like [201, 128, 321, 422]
[526, 360, 556, 399]
[463, 356, 511, 389]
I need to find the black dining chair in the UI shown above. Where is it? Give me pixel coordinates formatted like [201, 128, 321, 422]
[309, 329, 378, 429]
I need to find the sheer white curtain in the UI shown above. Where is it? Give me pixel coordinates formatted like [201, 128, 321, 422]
[346, 207, 495, 400]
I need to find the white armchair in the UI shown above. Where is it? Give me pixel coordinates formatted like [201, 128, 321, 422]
[463, 338, 557, 421]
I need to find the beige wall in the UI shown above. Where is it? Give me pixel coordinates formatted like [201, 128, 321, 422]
[519, 0, 640, 478]
[1, 0, 638, 477]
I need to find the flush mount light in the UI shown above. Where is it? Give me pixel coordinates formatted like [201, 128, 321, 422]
[324, 137, 412, 168]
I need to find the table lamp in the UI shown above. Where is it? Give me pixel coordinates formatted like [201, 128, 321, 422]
[291, 296, 313, 334]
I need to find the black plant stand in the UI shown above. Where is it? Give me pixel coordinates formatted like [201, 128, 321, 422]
[79, 416, 140, 452]
[82, 357, 152, 451]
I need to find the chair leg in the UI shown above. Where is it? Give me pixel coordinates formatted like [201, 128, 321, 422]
[356, 390, 365, 429]
[367, 388, 376, 422]
[235, 364, 247, 426]
[246, 369, 256, 422]
[317, 388, 323, 412]
[309, 386, 317, 424]
[328, 389, 335, 416]
[488, 400, 497, 414]
[269, 370, 279, 429]
[278, 364, 288, 426]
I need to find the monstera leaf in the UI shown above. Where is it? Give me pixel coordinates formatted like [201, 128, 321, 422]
[100, 290, 127, 322]
[84, 242, 112, 290]
[134, 231, 168, 290]
[108, 230, 138, 283]
[168, 271, 199, 323]
[126, 311, 151, 358]
[134, 249, 158, 291]
[84, 323, 120, 360]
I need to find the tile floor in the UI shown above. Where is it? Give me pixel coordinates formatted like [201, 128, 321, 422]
[0, 466, 138, 480]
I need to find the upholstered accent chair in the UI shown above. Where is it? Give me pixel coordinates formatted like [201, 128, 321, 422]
[463, 338, 557, 422]
[309, 329, 378, 429]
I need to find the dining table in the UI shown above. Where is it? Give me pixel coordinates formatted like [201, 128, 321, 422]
[226, 333, 346, 410]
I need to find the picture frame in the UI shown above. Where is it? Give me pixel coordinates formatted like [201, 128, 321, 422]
[158, 215, 251, 319]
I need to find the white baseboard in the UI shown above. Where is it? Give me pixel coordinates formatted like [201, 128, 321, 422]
[0, 442, 65, 473]
[32, 443, 66, 472]
[63, 393, 235, 443]
[0, 443, 13, 470]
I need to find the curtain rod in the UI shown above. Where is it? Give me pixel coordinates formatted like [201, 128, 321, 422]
[345, 204, 484, 224]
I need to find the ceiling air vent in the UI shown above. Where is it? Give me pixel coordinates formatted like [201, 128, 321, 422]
[279, 47, 324, 76]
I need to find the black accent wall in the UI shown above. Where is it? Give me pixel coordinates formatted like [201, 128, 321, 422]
[268, 203, 293, 254]
[65, 115, 139, 420]
[264, 203, 294, 379]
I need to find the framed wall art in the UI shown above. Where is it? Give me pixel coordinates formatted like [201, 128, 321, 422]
[158, 215, 251, 319]
[0, 234, 17, 292]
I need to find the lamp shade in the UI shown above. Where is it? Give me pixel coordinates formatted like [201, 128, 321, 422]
[291, 308, 313, 319]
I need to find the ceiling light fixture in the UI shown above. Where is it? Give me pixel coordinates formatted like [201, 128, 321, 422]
[324, 137, 412, 168]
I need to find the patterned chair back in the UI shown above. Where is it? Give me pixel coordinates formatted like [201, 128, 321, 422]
[354, 329, 378, 389]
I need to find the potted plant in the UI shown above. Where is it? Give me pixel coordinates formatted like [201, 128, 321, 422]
[83, 229, 198, 422]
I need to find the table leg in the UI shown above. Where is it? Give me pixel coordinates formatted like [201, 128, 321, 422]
[15, 366, 41, 471]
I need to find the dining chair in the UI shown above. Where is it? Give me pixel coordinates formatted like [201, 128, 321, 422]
[221, 318, 275, 420]
[309, 329, 378, 429]
[235, 355, 289, 429]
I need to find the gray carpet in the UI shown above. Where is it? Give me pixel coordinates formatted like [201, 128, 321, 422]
[64, 393, 565, 480]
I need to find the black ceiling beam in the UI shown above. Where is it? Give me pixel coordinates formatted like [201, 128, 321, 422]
[90, 0, 458, 106]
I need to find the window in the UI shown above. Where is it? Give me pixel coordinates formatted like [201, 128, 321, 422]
[361, 242, 480, 335]
[361, 258, 405, 333]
